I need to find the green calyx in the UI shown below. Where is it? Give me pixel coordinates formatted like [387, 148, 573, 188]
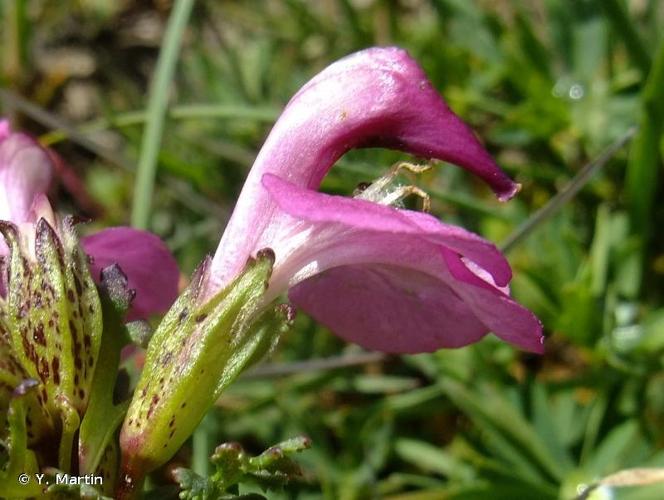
[119, 249, 293, 490]
[0, 217, 103, 476]
[0, 218, 102, 419]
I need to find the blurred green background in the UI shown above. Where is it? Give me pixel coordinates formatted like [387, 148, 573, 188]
[1, 0, 663, 498]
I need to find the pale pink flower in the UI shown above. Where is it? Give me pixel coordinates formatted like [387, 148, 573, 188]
[0, 120, 179, 319]
[205, 47, 543, 353]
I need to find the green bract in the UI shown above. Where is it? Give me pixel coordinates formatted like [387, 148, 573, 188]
[118, 249, 293, 496]
[0, 216, 104, 496]
[0, 217, 102, 467]
[0, 217, 102, 418]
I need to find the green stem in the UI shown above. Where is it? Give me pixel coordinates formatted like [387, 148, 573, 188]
[57, 398, 80, 473]
[130, 0, 195, 229]
[78, 297, 130, 475]
[192, 412, 216, 477]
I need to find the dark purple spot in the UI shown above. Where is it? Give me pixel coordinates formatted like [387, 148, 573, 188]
[38, 358, 49, 381]
[33, 324, 46, 346]
[52, 358, 61, 384]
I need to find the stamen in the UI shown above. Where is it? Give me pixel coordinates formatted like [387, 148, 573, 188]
[353, 161, 432, 212]
[381, 185, 431, 213]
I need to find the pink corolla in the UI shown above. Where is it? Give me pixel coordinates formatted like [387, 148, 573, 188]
[0, 120, 178, 320]
[206, 47, 543, 354]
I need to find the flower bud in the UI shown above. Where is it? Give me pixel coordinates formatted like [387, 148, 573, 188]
[0, 215, 102, 420]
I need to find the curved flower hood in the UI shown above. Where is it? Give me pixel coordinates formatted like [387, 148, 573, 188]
[0, 120, 179, 320]
[206, 47, 543, 354]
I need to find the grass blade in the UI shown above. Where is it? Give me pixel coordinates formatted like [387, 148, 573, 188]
[598, 0, 651, 74]
[1, 0, 28, 87]
[130, 0, 195, 229]
[625, 39, 664, 236]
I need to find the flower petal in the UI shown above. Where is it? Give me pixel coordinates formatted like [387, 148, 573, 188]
[208, 47, 517, 293]
[0, 121, 53, 225]
[81, 227, 179, 320]
[0, 120, 10, 140]
[289, 263, 488, 353]
[441, 249, 544, 353]
[260, 175, 543, 353]
[262, 174, 512, 288]
[286, 47, 517, 198]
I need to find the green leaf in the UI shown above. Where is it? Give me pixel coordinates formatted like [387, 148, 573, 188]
[352, 375, 419, 394]
[394, 439, 475, 481]
[598, 0, 651, 75]
[531, 385, 575, 473]
[636, 309, 664, 353]
[440, 380, 564, 483]
[79, 265, 133, 475]
[174, 436, 310, 498]
[589, 204, 612, 296]
[584, 420, 645, 477]
[625, 38, 664, 250]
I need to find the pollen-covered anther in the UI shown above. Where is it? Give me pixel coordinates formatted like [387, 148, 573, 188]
[393, 161, 433, 176]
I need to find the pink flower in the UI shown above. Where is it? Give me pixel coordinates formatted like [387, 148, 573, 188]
[0, 120, 52, 230]
[0, 120, 179, 320]
[205, 47, 543, 353]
